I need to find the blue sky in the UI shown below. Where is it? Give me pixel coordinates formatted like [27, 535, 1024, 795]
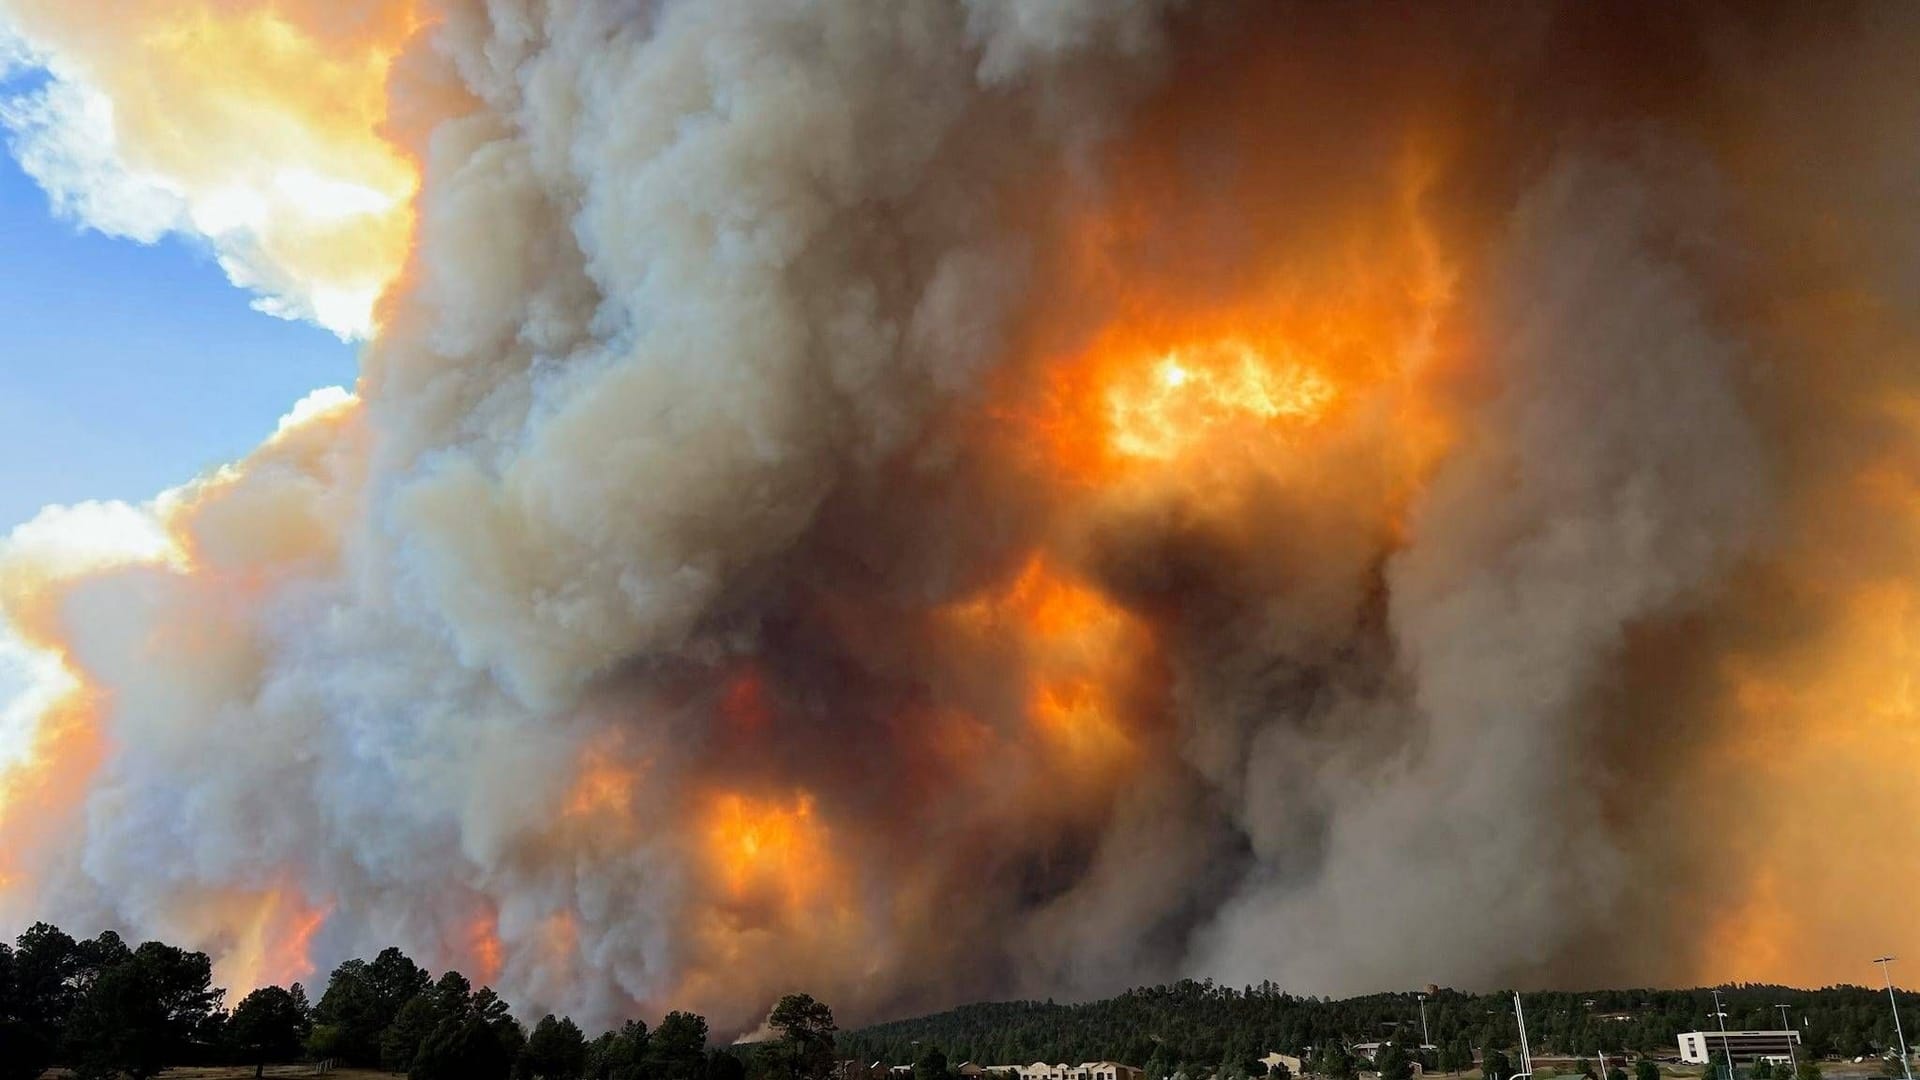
[0, 133, 357, 534]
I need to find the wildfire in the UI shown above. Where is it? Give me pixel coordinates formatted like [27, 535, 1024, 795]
[1104, 340, 1338, 461]
[704, 790, 836, 910]
[564, 736, 644, 822]
[942, 555, 1158, 772]
[204, 887, 332, 995]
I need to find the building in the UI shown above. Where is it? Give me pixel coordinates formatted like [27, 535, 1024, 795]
[1678, 1032, 1801, 1065]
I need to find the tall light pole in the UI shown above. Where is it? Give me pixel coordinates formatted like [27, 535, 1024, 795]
[1514, 991, 1535, 1080]
[1420, 994, 1432, 1049]
[1876, 957, 1913, 1080]
[1711, 989, 1735, 1080]
[1774, 1005, 1797, 1074]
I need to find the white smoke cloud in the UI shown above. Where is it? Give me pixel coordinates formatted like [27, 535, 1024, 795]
[0, 0, 417, 339]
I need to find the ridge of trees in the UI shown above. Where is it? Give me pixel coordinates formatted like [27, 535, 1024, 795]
[7, 921, 1920, 1080]
[837, 980, 1920, 1078]
[0, 920, 839, 1080]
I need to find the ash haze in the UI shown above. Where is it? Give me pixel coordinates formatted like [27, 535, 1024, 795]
[1, 0, 1918, 1037]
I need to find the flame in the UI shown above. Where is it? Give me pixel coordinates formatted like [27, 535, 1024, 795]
[466, 910, 505, 987]
[943, 555, 1158, 773]
[0, 0, 427, 337]
[703, 790, 836, 910]
[205, 887, 331, 995]
[1104, 340, 1338, 461]
[1007, 155, 1458, 492]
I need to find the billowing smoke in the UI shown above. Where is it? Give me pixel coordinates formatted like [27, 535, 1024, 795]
[2, 0, 1919, 1035]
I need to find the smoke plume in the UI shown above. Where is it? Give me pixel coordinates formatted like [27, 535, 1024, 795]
[2, 0, 1918, 1034]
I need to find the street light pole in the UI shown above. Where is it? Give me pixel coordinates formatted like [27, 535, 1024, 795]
[1774, 1006, 1796, 1074]
[1515, 992, 1535, 1080]
[1876, 957, 1913, 1080]
[1420, 995, 1432, 1050]
[1711, 989, 1735, 1080]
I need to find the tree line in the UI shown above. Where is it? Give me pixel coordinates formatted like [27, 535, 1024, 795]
[0, 920, 841, 1080]
[838, 980, 1920, 1079]
[9, 922, 1920, 1080]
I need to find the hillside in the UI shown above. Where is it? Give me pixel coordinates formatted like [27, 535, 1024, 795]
[838, 981, 1920, 1072]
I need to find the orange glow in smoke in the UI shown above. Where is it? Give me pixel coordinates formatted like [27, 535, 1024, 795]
[1102, 339, 1338, 462]
[209, 887, 332, 995]
[944, 555, 1158, 770]
[704, 791, 836, 910]
[565, 736, 643, 821]
[467, 911, 505, 986]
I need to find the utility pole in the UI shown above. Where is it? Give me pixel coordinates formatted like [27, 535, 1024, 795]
[1775, 1005, 1797, 1075]
[1877, 957, 1914, 1080]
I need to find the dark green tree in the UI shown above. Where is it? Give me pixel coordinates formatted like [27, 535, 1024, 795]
[1793, 1063, 1821, 1080]
[12, 921, 80, 1063]
[384, 993, 446, 1072]
[310, 958, 378, 1064]
[368, 946, 433, 1016]
[916, 1045, 953, 1080]
[587, 1019, 650, 1080]
[767, 994, 838, 1080]
[1635, 1060, 1660, 1080]
[62, 940, 221, 1080]
[526, 1013, 590, 1080]
[0, 939, 52, 1080]
[230, 984, 312, 1077]
[1377, 1044, 1413, 1080]
[650, 1009, 714, 1080]
[708, 1049, 749, 1080]
[311, 947, 431, 1067]
[411, 987, 525, 1080]
[1483, 1049, 1514, 1080]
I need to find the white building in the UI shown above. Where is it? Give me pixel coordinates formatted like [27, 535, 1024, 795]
[1678, 1032, 1801, 1065]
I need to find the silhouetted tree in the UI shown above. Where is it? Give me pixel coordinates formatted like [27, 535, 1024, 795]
[767, 994, 837, 1080]
[385, 993, 446, 1072]
[916, 1045, 953, 1080]
[62, 940, 220, 1080]
[1484, 1048, 1514, 1080]
[231, 984, 312, 1076]
[587, 1019, 650, 1080]
[526, 1013, 590, 1080]
[708, 1048, 749, 1080]
[411, 987, 525, 1080]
